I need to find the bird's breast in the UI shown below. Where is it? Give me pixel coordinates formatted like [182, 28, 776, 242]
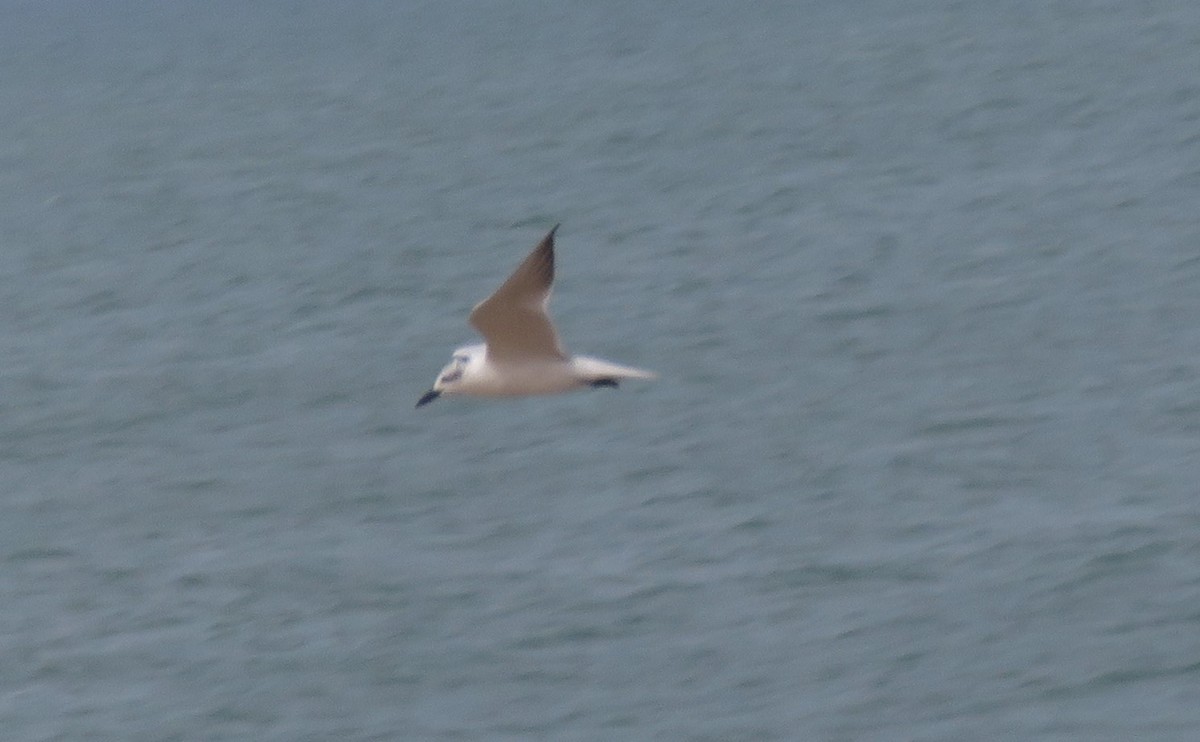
[462, 359, 582, 397]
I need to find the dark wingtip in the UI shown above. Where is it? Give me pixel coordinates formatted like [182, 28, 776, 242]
[415, 390, 441, 408]
[530, 224, 557, 286]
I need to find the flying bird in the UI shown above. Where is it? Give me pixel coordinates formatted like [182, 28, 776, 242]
[416, 225, 655, 407]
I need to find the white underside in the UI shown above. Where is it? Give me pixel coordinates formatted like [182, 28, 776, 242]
[446, 345, 656, 398]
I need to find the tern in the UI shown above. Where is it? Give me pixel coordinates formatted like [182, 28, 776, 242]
[416, 225, 655, 407]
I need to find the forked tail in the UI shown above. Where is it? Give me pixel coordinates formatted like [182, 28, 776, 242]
[572, 356, 657, 384]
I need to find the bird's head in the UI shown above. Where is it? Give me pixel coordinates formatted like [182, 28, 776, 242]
[415, 348, 476, 407]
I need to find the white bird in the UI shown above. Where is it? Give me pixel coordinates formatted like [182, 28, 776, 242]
[416, 224, 655, 407]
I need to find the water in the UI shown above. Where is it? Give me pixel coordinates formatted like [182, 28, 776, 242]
[2, 1, 1200, 739]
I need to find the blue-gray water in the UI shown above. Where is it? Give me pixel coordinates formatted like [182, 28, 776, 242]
[3, 1, 1200, 739]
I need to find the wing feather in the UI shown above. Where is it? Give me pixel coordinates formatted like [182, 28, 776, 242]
[468, 225, 567, 363]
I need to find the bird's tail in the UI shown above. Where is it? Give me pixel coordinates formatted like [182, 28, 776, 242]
[572, 356, 658, 382]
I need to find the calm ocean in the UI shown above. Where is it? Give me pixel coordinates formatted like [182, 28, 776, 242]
[2, 1, 1199, 739]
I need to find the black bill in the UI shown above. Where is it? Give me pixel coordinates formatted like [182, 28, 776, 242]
[415, 390, 441, 408]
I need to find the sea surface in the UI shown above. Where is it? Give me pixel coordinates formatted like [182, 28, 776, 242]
[2, 1, 1200, 740]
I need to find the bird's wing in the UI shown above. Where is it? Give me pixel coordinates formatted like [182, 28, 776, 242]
[468, 224, 568, 363]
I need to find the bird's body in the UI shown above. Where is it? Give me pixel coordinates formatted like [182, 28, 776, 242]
[417, 225, 655, 407]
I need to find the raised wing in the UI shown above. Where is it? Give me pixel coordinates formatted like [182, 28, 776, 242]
[468, 224, 568, 363]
